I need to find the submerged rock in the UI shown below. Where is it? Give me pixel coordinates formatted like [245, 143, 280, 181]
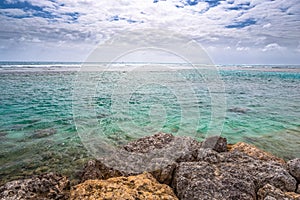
[288, 158, 300, 182]
[0, 173, 69, 200]
[228, 107, 249, 114]
[257, 184, 300, 200]
[0, 131, 7, 138]
[229, 142, 286, 165]
[30, 128, 57, 139]
[71, 173, 178, 200]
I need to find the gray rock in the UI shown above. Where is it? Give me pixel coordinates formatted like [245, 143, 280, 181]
[172, 161, 256, 200]
[297, 184, 300, 194]
[221, 151, 296, 192]
[196, 148, 222, 163]
[80, 133, 202, 185]
[80, 158, 177, 185]
[288, 158, 300, 182]
[123, 132, 175, 153]
[123, 132, 202, 162]
[80, 160, 124, 182]
[0, 173, 69, 200]
[201, 136, 228, 153]
[172, 151, 297, 200]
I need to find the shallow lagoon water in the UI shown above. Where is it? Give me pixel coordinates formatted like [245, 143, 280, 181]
[0, 63, 299, 185]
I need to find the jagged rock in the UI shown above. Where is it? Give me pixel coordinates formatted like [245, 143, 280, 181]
[80, 160, 124, 182]
[80, 133, 201, 185]
[172, 161, 256, 200]
[123, 132, 201, 162]
[297, 184, 300, 193]
[288, 158, 300, 182]
[201, 136, 227, 153]
[0, 173, 69, 200]
[80, 157, 177, 185]
[172, 151, 297, 200]
[258, 184, 300, 200]
[70, 173, 178, 200]
[221, 151, 296, 192]
[123, 132, 175, 153]
[196, 148, 222, 163]
[229, 142, 286, 164]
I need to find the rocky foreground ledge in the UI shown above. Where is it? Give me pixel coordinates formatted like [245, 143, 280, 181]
[1, 133, 300, 200]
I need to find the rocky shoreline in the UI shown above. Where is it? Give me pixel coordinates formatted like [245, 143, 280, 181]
[1, 132, 299, 200]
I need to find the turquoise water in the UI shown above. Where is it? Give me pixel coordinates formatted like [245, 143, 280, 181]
[0, 63, 299, 185]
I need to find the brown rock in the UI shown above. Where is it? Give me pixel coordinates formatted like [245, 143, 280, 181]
[70, 172, 178, 200]
[285, 192, 300, 200]
[258, 184, 300, 200]
[229, 142, 286, 164]
[0, 172, 69, 200]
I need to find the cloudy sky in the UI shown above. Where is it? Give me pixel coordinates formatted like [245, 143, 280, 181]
[0, 0, 300, 64]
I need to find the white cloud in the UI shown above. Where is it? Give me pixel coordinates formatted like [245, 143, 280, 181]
[0, 0, 299, 63]
[0, 8, 28, 16]
[236, 46, 249, 51]
[261, 43, 284, 52]
[263, 23, 271, 28]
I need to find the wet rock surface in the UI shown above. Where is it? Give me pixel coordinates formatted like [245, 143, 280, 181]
[71, 172, 178, 200]
[0, 173, 69, 200]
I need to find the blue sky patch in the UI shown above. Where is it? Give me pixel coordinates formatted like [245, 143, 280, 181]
[0, 1, 41, 10]
[109, 15, 140, 24]
[1, 1, 79, 23]
[175, 0, 223, 8]
[225, 18, 257, 28]
[227, 2, 253, 10]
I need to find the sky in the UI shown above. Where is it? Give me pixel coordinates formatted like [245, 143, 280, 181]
[0, 0, 300, 64]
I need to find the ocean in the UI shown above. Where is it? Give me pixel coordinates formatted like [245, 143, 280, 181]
[0, 62, 299, 185]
